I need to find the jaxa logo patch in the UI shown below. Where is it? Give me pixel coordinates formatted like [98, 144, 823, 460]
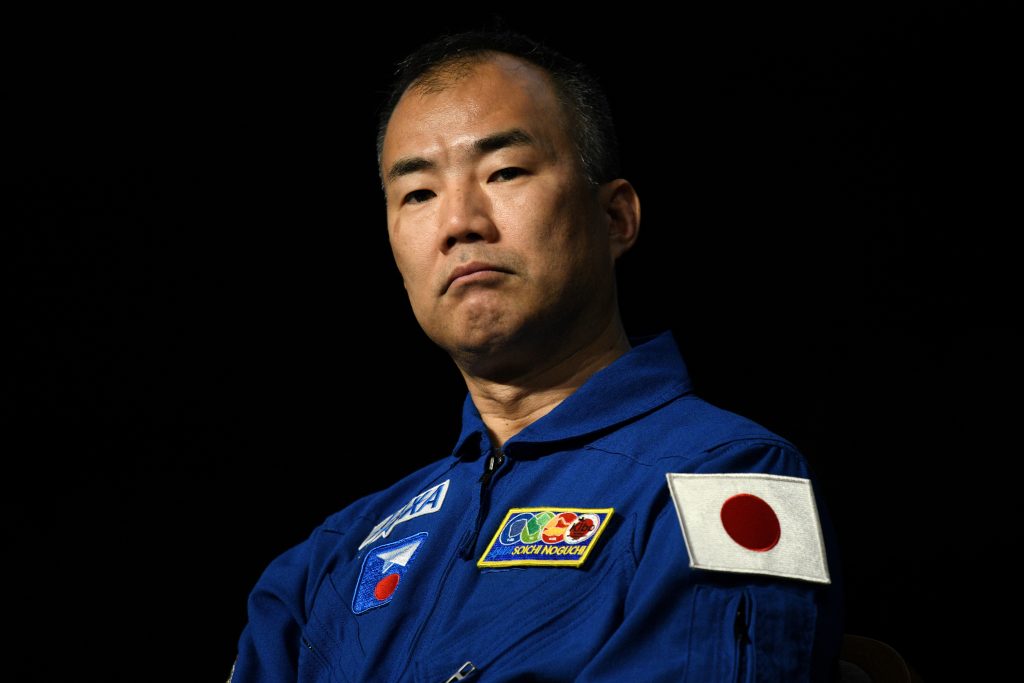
[358, 480, 449, 550]
[352, 532, 427, 614]
[478, 508, 613, 568]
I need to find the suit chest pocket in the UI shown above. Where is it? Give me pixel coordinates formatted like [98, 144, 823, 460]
[299, 567, 364, 683]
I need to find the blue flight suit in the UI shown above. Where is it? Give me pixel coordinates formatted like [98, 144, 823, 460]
[234, 332, 843, 682]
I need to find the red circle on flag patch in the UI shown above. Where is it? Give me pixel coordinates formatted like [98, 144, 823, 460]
[720, 494, 781, 551]
[374, 573, 400, 600]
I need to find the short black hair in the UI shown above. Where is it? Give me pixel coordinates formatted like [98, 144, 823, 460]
[376, 29, 620, 187]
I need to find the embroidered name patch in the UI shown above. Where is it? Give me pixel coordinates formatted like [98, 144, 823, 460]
[352, 532, 427, 614]
[478, 507, 614, 568]
[359, 480, 449, 550]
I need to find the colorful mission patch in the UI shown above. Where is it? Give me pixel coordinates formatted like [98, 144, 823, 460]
[352, 532, 427, 614]
[478, 508, 613, 568]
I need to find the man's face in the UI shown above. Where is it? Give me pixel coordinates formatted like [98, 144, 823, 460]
[381, 54, 619, 369]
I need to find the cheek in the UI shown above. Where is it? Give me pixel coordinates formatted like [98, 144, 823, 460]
[389, 228, 436, 304]
[492, 180, 580, 246]
[536, 201, 607, 292]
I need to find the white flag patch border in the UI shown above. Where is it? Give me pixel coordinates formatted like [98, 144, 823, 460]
[666, 472, 831, 585]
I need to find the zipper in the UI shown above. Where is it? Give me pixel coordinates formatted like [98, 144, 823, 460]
[395, 542, 462, 680]
[459, 447, 506, 558]
[443, 661, 477, 682]
[395, 448, 503, 679]
[733, 593, 751, 683]
[478, 449, 505, 487]
[394, 449, 506, 680]
[301, 636, 327, 669]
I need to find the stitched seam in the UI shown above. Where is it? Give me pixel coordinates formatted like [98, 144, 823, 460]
[650, 436, 799, 465]
[583, 443, 655, 465]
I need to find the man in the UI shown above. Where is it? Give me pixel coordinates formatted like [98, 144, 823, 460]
[233, 29, 843, 682]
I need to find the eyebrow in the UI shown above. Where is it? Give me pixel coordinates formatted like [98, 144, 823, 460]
[385, 156, 435, 185]
[473, 127, 535, 155]
[385, 128, 536, 185]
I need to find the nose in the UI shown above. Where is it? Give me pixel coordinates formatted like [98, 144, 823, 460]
[438, 181, 498, 252]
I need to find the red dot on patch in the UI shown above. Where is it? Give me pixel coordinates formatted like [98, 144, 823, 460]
[720, 493, 781, 551]
[374, 573, 400, 601]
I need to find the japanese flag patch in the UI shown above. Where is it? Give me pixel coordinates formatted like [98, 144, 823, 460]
[666, 473, 830, 584]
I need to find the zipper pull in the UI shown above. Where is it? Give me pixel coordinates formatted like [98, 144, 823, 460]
[444, 661, 477, 682]
[478, 449, 505, 487]
[460, 448, 506, 558]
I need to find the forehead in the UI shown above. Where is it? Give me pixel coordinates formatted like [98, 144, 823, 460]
[382, 54, 570, 167]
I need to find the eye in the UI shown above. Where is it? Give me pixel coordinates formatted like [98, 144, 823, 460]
[403, 189, 436, 205]
[489, 167, 527, 182]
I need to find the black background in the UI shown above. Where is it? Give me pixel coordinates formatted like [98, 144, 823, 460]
[5, 5, 1018, 680]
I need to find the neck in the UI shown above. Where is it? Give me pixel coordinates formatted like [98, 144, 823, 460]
[457, 316, 631, 449]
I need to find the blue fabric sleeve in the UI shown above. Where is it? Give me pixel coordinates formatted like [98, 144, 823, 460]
[577, 443, 843, 682]
[232, 539, 313, 682]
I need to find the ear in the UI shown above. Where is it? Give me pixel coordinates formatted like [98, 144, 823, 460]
[598, 179, 641, 261]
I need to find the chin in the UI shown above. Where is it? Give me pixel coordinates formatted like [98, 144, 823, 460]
[433, 302, 519, 353]
[430, 318, 526, 373]
[449, 326, 515, 357]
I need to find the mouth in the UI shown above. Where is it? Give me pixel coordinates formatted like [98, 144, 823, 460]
[443, 262, 511, 294]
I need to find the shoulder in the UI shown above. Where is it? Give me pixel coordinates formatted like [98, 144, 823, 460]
[318, 454, 457, 536]
[258, 453, 456, 568]
[249, 454, 458, 606]
[587, 393, 807, 476]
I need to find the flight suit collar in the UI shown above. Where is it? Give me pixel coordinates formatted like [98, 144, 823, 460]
[451, 331, 693, 459]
